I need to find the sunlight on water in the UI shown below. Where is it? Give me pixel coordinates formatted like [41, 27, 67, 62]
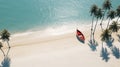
[0, 0, 119, 33]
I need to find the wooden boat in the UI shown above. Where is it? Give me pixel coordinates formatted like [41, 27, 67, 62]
[76, 29, 85, 43]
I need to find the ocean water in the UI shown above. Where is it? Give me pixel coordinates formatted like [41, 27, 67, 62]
[0, 0, 120, 33]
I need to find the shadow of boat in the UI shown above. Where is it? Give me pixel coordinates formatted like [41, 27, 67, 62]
[76, 35, 85, 44]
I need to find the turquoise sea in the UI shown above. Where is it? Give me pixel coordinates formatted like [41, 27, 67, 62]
[0, 0, 120, 33]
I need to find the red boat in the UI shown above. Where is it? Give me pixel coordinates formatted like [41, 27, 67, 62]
[76, 29, 85, 43]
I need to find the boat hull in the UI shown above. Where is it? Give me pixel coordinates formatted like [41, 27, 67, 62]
[76, 29, 85, 43]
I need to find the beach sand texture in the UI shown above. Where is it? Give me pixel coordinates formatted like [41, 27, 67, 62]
[0, 25, 120, 67]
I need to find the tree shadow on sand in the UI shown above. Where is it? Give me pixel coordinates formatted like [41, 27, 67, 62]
[105, 38, 114, 48]
[88, 40, 98, 51]
[1, 57, 11, 67]
[100, 47, 110, 62]
[1, 48, 11, 67]
[111, 46, 120, 59]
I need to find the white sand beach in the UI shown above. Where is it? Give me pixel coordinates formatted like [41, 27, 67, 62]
[0, 24, 120, 67]
[1, 0, 120, 67]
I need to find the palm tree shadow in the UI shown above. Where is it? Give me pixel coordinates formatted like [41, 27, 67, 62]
[111, 46, 120, 59]
[100, 47, 110, 62]
[76, 35, 85, 44]
[1, 48, 11, 67]
[105, 38, 114, 48]
[1, 56, 11, 67]
[88, 40, 98, 51]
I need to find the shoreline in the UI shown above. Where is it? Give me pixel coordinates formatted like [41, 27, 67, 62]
[0, 22, 120, 67]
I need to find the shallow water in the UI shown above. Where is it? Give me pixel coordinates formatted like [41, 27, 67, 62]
[0, 0, 120, 33]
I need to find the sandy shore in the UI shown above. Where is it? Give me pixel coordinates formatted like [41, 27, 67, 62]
[0, 24, 120, 67]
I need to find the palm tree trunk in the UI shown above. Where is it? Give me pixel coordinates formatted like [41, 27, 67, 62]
[102, 41, 103, 48]
[93, 18, 98, 40]
[7, 41, 10, 48]
[6, 48, 10, 56]
[0, 48, 5, 57]
[107, 18, 111, 29]
[100, 10, 106, 31]
[117, 17, 119, 22]
[100, 41, 104, 57]
[90, 16, 94, 41]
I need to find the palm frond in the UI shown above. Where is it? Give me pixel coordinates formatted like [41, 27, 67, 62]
[101, 29, 112, 42]
[116, 5, 120, 17]
[90, 4, 98, 16]
[107, 10, 116, 19]
[103, 0, 112, 10]
[109, 21, 120, 32]
[0, 29, 10, 41]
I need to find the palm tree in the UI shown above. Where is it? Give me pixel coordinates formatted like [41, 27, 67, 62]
[101, 29, 112, 42]
[0, 42, 5, 56]
[90, 4, 98, 42]
[109, 21, 120, 33]
[103, 0, 112, 10]
[100, 0, 112, 30]
[0, 29, 11, 48]
[116, 5, 120, 22]
[101, 29, 112, 50]
[93, 8, 103, 40]
[107, 10, 116, 29]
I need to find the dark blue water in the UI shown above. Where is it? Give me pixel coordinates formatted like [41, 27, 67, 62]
[0, 0, 120, 33]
